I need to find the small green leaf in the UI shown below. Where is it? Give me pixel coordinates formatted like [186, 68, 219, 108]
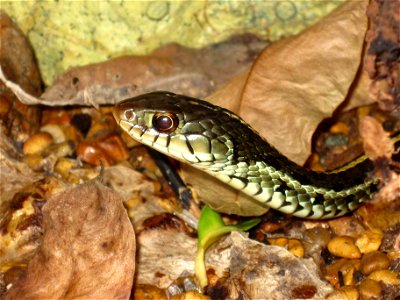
[195, 205, 260, 288]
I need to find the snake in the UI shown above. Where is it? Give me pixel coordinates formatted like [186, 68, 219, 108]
[113, 91, 397, 219]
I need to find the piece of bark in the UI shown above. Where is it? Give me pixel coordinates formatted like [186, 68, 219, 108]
[0, 11, 41, 145]
[364, 0, 400, 114]
[3, 181, 135, 299]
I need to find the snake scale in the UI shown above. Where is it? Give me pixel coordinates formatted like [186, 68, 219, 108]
[113, 91, 393, 219]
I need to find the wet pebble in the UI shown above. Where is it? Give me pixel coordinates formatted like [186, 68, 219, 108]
[355, 230, 383, 254]
[23, 132, 53, 155]
[359, 278, 381, 300]
[40, 124, 66, 144]
[368, 270, 400, 285]
[324, 133, 349, 148]
[360, 251, 389, 275]
[327, 236, 361, 259]
[288, 239, 304, 258]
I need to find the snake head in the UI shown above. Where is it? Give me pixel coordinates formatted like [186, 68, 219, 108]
[113, 91, 234, 166]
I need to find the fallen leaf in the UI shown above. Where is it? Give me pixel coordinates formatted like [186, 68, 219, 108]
[4, 181, 135, 299]
[206, 232, 333, 299]
[359, 116, 394, 160]
[1, 37, 267, 107]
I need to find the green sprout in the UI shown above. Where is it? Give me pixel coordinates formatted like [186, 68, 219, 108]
[195, 205, 261, 288]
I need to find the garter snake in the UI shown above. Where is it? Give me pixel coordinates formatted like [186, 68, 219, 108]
[113, 91, 397, 219]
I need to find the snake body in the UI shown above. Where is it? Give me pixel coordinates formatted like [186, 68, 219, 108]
[113, 91, 380, 219]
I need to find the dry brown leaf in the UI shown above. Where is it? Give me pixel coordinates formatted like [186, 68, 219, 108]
[359, 115, 394, 160]
[206, 232, 333, 299]
[236, 0, 368, 164]
[0, 36, 266, 107]
[185, 0, 369, 216]
[4, 181, 135, 299]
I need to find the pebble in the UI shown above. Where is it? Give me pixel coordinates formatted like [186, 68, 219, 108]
[355, 230, 383, 254]
[288, 239, 304, 258]
[327, 236, 361, 259]
[40, 124, 66, 144]
[334, 286, 359, 300]
[387, 251, 400, 261]
[23, 132, 53, 155]
[325, 259, 360, 287]
[304, 227, 331, 248]
[330, 122, 350, 135]
[324, 133, 349, 148]
[97, 134, 130, 162]
[54, 158, 75, 179]
[24, 153, 44, 171]
[359, 278, 381, 299]
[360, 251, 389, 275]
[267, 238, 288, 247]
[171, 291, 210, 300]
[368, 270, 400, 285]
[76, 142, 113, 166]
[0, 97, 11, 118]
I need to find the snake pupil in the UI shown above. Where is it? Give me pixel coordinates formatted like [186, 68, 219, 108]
[152, 113, 178, 133]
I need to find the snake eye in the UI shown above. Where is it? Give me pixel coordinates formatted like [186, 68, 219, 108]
[152, 113, 178, 133]
[123, 109, 134, 121]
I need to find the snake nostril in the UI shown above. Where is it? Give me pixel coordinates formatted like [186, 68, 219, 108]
[123, 109, 134, 121]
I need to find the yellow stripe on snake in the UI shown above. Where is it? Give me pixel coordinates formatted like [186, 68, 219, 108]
[113, 91, 399, 219]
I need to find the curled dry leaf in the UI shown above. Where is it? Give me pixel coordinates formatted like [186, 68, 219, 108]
[0, 36, 266, 107]
[4, 181, 135, 300]
[184, 0, 370, 216]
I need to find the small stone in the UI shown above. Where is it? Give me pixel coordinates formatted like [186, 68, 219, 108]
[0, 96, 11, 119]
[368, 270, 400, 285]
[336, 286, 359, 300]
[355, 230, 383, 253]
[327, 236, 361, 259]
[325, 259, 360, 287]
[76, 142, 113, 166]
[324, 133, 349, 148]
[359, 278, 381, 300]
[24, 153, 44, 171]
[54, 158, 75, 179]
[387, 251, 400, 261]
[97, 134, 130, 162]
[40, 124, 66, 144]
[23, 132, 54, 155]
[330, 122, 350, 135]
[360, 251, 390, 275]
[288, 239, 304, 258]
[171, 291, 210, 300]
[304, 227, 332, 249]
[267, 237, 288, 247]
